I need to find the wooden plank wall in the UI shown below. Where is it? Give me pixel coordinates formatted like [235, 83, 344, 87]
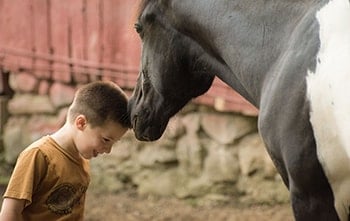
[0, 0, 258, 115]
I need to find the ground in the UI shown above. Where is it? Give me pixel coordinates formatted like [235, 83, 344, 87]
[85, 189, 294, 221]
[0, 185, 294, 220]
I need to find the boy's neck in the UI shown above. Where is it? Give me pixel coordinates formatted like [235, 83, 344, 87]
[51, 124, 80, 159]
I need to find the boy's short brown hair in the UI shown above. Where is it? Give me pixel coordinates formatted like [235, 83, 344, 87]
[68, 81, 130, 128]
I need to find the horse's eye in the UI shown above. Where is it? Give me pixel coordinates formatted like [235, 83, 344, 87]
[134, 23, 143, 34]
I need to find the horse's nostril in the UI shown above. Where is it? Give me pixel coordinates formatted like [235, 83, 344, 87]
[142, 108, 151, 116]
[141, 135, 150, 141]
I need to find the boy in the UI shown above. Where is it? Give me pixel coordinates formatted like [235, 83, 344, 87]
[0, 81, 130, 221]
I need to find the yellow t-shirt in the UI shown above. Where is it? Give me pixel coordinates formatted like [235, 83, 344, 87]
[3, 135, 90, 221]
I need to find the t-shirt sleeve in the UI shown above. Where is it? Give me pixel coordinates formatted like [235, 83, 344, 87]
[3, 148, 48, 207]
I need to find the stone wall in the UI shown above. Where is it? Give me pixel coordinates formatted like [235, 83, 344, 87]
[1, 71, 289, 205]
[90, 105, 289, 205]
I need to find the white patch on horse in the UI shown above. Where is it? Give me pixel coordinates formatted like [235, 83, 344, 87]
[307, 0, 350, 220]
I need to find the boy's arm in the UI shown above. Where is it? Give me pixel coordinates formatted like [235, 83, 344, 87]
[0, 198, 25, 221]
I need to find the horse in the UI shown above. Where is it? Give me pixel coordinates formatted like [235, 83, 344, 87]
[127, 0, 350, 220]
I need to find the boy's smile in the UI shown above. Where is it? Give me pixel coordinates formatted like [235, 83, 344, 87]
[75, 116, 128, 160]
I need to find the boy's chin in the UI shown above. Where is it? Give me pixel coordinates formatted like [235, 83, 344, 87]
[80, 153, 92, 160]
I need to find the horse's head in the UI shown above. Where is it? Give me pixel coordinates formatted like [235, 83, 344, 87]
[128, 1, 215, 141]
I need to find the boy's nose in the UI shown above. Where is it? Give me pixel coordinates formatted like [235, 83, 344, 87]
[103, 145, 112, 154]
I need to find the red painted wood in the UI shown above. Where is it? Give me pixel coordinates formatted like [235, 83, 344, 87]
[32, 0, 51, 78]
[0, 0, 33, 71]
[51, 0, 70, 82]
[69, 0, 84, 75]
[85, 0, 100, 64]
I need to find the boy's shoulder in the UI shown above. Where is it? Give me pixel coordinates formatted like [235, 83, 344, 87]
[22, 135, 57, 156]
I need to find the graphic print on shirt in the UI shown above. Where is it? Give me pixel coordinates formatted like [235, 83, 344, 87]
[46, 183, 87, 215]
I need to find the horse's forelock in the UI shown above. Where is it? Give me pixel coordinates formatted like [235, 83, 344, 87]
[136, 0, 170, 19]
[136, 0, 152, 18]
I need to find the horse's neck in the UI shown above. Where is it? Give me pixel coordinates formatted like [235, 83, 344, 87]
[171, 0, 321, 105]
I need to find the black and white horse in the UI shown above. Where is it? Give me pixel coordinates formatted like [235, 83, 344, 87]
[128, 0, 350, 220]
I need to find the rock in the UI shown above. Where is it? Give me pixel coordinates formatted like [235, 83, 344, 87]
[90, 163, 125, 194]
[163, 117, 186, 139]
[8, 94, 56, 114]
[176, 134, 204, 176]
[9, 72, 38, 93]
[3, 117, 31, 163]
[202, 139, 240, 182]
[134, 168, 179, 196]
[38, 80, 50, 95]
[175, 175, 212, 198]
[27, 115, 61, 140]
[49, 83, 76, 108]
[198, 193, 231, 206]
[237, 134, 277, 177]
[137, 142, 177, 167]
[201, 112, 256, 144]
[181, 113, 201, 134]
[237, 176, 289, 205]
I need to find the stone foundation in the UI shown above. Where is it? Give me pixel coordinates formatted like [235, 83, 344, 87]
[1, 71, 289, 205]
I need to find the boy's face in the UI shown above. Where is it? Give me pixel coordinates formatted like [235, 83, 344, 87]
[75, 117, 128, 159]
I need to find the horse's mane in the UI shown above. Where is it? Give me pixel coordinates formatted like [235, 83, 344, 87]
[136, 0, 152, 18]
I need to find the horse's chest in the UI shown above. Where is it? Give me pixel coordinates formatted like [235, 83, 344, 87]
[307, 0, 350, 220]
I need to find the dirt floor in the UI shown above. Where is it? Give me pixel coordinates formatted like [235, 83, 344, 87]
[0, 185, 294, 221]
[85, 189, 295, 221]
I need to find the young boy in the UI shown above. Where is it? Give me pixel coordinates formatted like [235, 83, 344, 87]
[0, 81, 130, 221]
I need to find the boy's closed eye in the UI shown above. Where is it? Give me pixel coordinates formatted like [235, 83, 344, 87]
[101, 136, 117, 144]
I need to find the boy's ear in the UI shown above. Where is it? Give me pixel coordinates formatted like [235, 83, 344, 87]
[75, 115, 87, 130]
